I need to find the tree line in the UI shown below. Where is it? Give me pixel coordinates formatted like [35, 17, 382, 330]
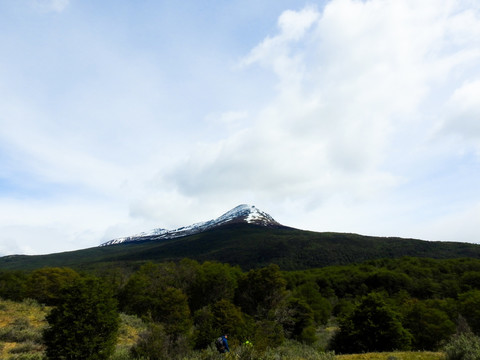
[2, 256, 480, 358]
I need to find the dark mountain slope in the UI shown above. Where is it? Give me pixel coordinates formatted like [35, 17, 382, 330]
[1, 223, 480, 271]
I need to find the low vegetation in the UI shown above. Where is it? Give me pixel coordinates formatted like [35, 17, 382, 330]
[0, 298, 47, 360]
[336, 352, 444, 360]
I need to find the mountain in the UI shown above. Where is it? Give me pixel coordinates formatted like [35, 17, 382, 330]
[101, 204, 281, 246]
[1, 204, 480, 272]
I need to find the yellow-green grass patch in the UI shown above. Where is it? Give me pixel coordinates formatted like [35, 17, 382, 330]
[336, 351, 445, 360]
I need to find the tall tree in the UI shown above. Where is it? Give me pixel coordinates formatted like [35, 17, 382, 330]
[331, 292, 412, 353]
[43, 276, 119, 360]
[235, 264, 287, 318]
[188, 261, 241, 311]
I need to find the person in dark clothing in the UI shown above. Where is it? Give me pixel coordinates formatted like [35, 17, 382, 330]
[215, 334, 230, 353]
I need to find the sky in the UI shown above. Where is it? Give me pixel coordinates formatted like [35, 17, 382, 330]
[0, 0, 480, 256]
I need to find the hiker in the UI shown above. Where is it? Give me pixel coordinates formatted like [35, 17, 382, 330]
[215, 334, 230, 353]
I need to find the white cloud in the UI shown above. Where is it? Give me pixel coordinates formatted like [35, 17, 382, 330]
[443, 80, 480, 141]
[157, 0, 480, 239]
[415, 202, 480, 243]
[241, 6, 320, 91]
[0, 196, 126, 255]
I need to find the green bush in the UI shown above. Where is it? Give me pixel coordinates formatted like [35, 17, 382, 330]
[130, 322, 192, 360]
[444, 332, 480, 360]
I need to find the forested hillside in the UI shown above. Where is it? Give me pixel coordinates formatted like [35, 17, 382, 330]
[2, 223, 480, 272]
[2, 256, 480, 358]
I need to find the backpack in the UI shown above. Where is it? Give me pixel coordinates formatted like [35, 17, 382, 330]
[215, 337, 224, 351]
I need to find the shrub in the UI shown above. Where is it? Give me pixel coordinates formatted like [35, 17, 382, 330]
[262, 340, 335, 360]
[21, 298, 43, 308]
[130, 322, 191, 360]
[117, 313, 147, 348]
[109, 347, 139, 360]
[444, 332, 480, 360]
[6, 354, 45, 360]
[9, 340, 43, 354]
[0, 318, 43, 343]
[253, 319, 285, 351]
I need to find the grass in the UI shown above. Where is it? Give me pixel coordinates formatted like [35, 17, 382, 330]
[336, 352, 445, 360]
[0, 298, 48, 360]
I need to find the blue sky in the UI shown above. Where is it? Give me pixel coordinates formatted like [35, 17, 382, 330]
[1, 0, 479, 256]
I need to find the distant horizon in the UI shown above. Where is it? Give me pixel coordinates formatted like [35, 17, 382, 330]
[4, 202, 480, 258]
[1, 0, 480, 256]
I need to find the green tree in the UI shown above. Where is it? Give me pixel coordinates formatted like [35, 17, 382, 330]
[120, 263, 192, 338]
[193, 299, 252, 349]
[331, 292, 412, 353]
[253, 320, 285, 351]
[211, 299, 251, 339]
[193, 306, 217, 349]
[461, 272, 480, 291]
[460, 290, 480, 334]
[43, 276, 119, 360]
[292, 281, 332, 325]
[155, 286, 192, 338]
[26, 267, 80, 305]
[283, 297, 316, 344]
[188, 261, 241, 312]
[364, 270, 413, 295]
[235, 264, 287, 318]
[0, 270, 27, 301]
[403, 299, 456, 350]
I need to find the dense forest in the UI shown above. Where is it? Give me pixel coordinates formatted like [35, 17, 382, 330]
[2, 256, 480, 359]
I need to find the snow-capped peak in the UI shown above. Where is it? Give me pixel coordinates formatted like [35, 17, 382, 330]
[100, 204, 280, 246]
[217, 204, 279, 226]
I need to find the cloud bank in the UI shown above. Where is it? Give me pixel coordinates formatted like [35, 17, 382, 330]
[1, 0, 479, 255]
[158, 0, 480, 238]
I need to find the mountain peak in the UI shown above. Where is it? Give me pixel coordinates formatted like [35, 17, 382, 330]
[100, 204, 280, 246]
[218, 204, 280, 226]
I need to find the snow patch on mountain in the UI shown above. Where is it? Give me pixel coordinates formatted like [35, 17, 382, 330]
[100, 204, 280, 246]
[102, 228, 169, 245]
